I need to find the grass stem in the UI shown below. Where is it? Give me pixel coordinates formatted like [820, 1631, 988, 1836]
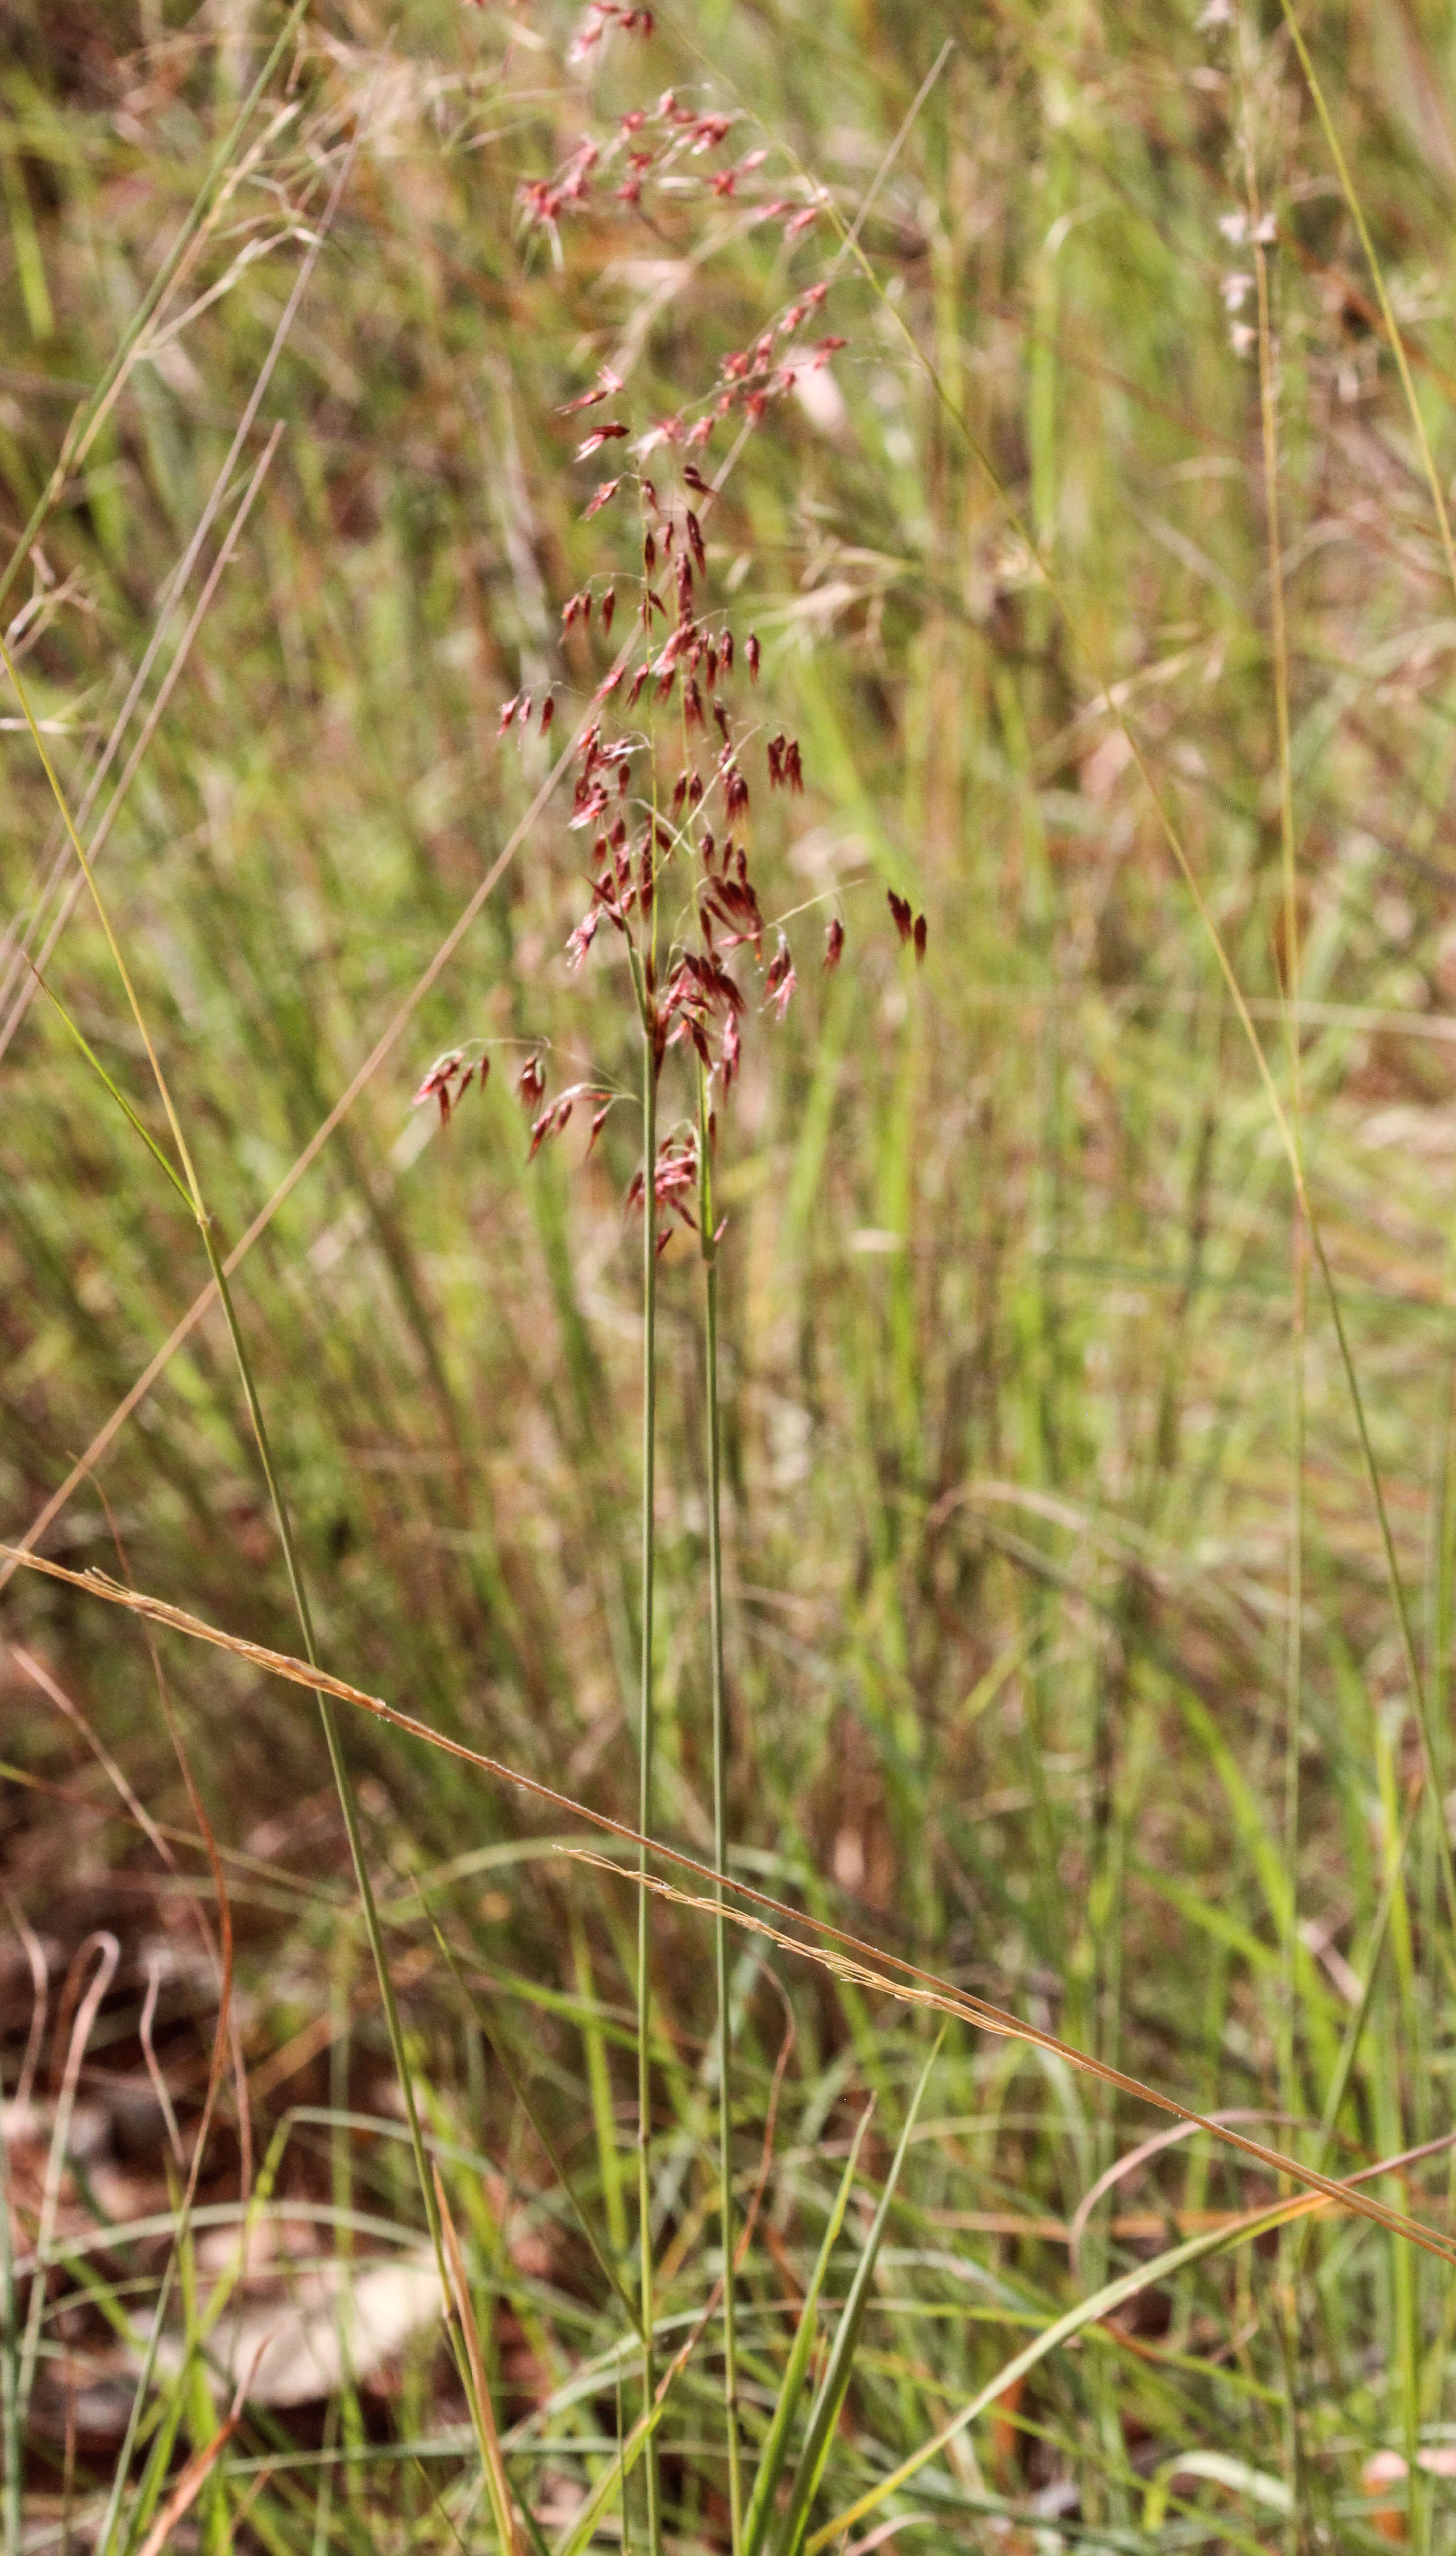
[635, 1000, 662, 2556]
[698, 1066, 741, 2551]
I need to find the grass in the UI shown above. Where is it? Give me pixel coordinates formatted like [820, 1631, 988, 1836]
[6, 0, 1456, 2548]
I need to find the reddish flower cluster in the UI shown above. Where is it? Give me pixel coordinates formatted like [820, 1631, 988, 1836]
[412, 1049, 488, 1126]
[888, 890, 929, 965]
[696, 830, 764, 956]
[498, 688, 559, 737]
[764, 935, 796, 1020]
[528, 1079, 612, 1160]
[626, 1133, 703, 1252]
[569, 3, 655, 64]
[518, 82, 826, 256]
[662, 945, 745, 1077]
[419, 18, 927, 1235]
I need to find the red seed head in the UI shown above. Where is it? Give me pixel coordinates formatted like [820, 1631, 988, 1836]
[913, 912, 928, 966]
[824, 916, 845, 972]
[764, 933, 796, 1020]
[887, 889, 913, 947]
[746, 632, 760, 682]
[519, 1054, 547, 1110]
[567, 910, 601, 969]
[413, 1048, 464, 1123]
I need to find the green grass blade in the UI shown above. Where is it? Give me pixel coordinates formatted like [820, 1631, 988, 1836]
[741, 2106, 874, 2556]
[776, 2037, 942, 2556]
[807, 2192, 1319, 2554]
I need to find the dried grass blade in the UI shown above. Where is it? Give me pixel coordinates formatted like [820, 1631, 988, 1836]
[434, 2166, 524, 2556]
[2, 1548, 1453, 2267]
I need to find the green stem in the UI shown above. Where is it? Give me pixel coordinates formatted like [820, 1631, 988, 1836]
[195, 1227, 462, 2341]
[1244, 79, 1310, 2532]
[198, 1223, 449, 2281]
[698, 1070, 741, 2550]
[637, 1012, 662, 2556]
[202, 1222, 521, 2514]
[0, 2052, 18, 2556]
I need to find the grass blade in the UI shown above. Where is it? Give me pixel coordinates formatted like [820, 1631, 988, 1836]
[741, 2106, 874, 2556]
[806, 2193, 1322, 2553]
[776, 2036, 942, 2556]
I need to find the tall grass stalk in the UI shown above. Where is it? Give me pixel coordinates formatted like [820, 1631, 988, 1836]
[0, 2056, 18, 2556]
[630, 951, 662, 2556]
[698, 1064, 741, 2549]
[1241, 45, 1310, 2532]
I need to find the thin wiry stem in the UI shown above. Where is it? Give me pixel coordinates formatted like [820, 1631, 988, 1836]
[698, 1066, 741, 2551]
[203, 1241, 519, 2544]
[197, 1224, 444, 2252]
[0, 2050, 18, 2556]
[1242, 68, 1310, 2539]
[634, 981, 662, 2556]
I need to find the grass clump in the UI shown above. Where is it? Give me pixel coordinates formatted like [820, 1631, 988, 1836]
[6, 2, 1456, 2550]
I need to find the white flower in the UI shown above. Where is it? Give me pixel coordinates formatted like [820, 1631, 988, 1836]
[1218, 210, 1249, 244]
[1229, 321, 1257, 357]
[1221, 271, 1254, 312]
[1197, 0, 1235, 26]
